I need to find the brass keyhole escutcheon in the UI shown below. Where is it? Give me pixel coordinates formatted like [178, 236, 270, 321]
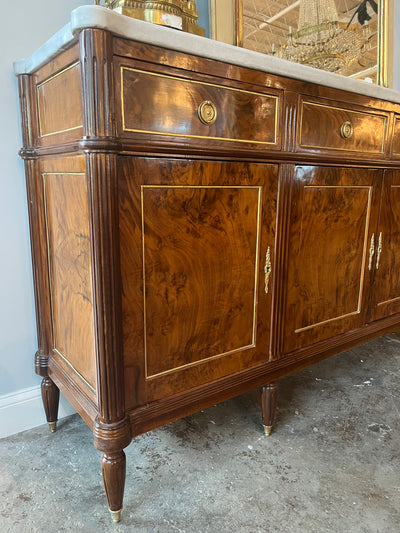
[198, 100, 217, 125]
[340, 121, 354, 140]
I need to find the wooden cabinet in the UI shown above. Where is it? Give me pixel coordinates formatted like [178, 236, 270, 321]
[16, 11, 400, 522]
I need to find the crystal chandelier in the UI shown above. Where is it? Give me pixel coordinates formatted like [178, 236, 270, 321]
[278, 0, 370, 74]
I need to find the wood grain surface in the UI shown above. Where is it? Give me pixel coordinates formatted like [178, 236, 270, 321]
[299, 99, 387, 154]
[284, 165, 382, 353]
[118, 60, 280, 145]
[371, 171, 400, 320]
[119, 157, 278, 408]
[42, 157, 96, 393]
[36, 61, 83, 139]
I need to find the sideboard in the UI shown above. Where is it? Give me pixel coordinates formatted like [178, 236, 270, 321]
[15, 5, 400, 522]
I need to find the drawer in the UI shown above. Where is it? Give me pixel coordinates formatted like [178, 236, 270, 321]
[119, 65, 280, 146]
[391, 116, 400, 156]
[299, 99, 388, 155]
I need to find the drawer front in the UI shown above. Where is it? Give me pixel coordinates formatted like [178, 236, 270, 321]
[299, 99, 387, 155]
[119, 66, 280, 146]
[391, 116, 400, 156]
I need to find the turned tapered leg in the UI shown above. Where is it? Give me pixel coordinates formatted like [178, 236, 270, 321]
[41, 376, 60, 433]
[261, 382, 278, 436]
[101, 451, 126, 523]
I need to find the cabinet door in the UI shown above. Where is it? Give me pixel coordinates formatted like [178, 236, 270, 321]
[370, 170, 400, 320]
[283, 166, 381, 354]
[119, 158, 278, 407]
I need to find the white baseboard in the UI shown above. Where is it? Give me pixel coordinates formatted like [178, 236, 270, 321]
[0, 384, 76, 439]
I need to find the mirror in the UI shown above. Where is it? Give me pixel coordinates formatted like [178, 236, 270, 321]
[209, 0, 391, 86]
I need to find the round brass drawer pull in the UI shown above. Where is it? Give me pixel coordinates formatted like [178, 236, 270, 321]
[340, 121, 354, 140]
[198, 100, 217, 125]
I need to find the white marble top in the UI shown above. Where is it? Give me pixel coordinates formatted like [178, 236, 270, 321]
[14, 5, 400, 105]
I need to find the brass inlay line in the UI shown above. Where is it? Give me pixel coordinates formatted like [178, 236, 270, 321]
[392, 119, 400, 155]
[42, 172, 96, 393]
[121, 66, 279, 145]
[141, 185, 262, 379]
[296, 185, 372, 333]
[147, 344, 257, 380]
[299, 100, 387, 154]
[53, 348, 96, 393]
[295, 310, 361, 334]
[37, 61, 83, 138]
[377, 295, 400, 306]
[39, 125, 83, 139]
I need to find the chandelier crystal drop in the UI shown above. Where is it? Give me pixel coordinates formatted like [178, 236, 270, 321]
[278, 0, 371, 74]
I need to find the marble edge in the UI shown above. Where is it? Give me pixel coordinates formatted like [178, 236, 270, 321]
[13, 22, 75, 76]
[14, 5, 400, 105]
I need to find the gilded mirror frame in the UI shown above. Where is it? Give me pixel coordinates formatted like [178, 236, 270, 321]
[209, 0, 392, 87]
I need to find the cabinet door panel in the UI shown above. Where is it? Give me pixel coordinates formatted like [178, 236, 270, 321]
[119, 158, 277, 407]
[284, 166, 381, 354]
[370, 171, 400, 320]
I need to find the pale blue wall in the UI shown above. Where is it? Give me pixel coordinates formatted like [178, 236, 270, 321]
[0, 1, 89, 397]
[197, 0, 210, 37]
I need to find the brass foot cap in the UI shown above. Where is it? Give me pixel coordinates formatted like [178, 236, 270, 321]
[48, 422, 57, 433]
[110, 509, 122, 523]
[263, 425, 272, 437]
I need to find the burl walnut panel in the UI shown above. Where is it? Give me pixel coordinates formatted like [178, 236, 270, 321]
[41, 156, 97, 396]
[391, 117, 400, 156]
[284, 166, 382, 354]
[371, 171, 400, 320]
[118, 157, 278, 408]
[36, 61, 83, 140]
[118, 61, 280, 146]
[142, 185, 260, 377]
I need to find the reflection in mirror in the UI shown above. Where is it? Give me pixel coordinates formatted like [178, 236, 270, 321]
[233, 0, 388, 85]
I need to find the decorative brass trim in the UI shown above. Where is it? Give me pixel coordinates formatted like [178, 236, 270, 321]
[295, 185, 372, 334]
[368, 233, 375, 271]
[295, 310, 361, 334]
[264, 246, 271, 294]
[340, 121, 354, 140]
[377, 295, 400, 307]
[109, 509, 122, 524]
[392, 119, 400, 155]
[299, 101, 387, 154]
[263, 425, 272, 437]
[108, 0, 205, 36]
[198, 100, 218, 125]
[39, 125, 83, 139]
[376, 232, 383, 269]
[37, 62, 83, 138]
[378, 0, 390, 87]
[53, 348, 96, 393]
[121, 66, 279, 145]
[42, 172, 96, 394]
[141, 185, 262, 379]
